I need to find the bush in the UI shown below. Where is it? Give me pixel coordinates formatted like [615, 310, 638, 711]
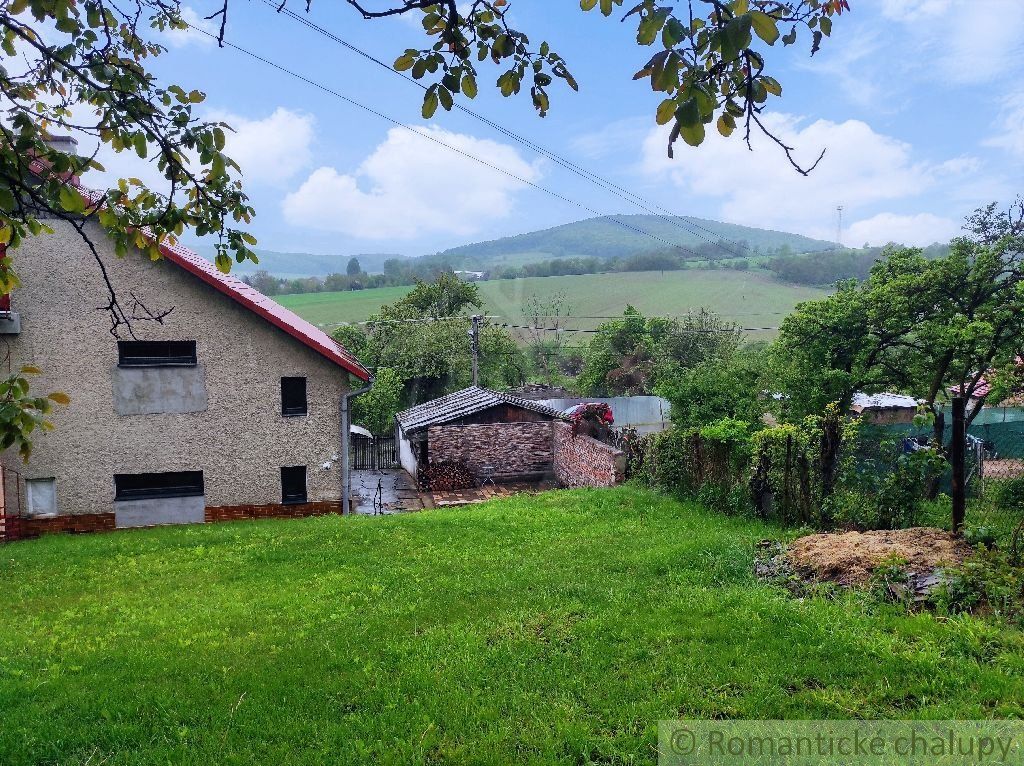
[833, 440, 947, 530]
[640, 419, 754, 515]
[930, 547, 1024, 626]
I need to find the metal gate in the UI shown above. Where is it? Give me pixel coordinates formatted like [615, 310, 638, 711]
[351, 436, 400, 470]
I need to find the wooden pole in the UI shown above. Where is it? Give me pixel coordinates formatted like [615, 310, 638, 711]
[950, 395, 966, 534]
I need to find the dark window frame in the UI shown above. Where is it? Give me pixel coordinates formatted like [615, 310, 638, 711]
[281, 376, 308, 417]
[280, 465, 307, 505]
[114, 471, 205, 501]
[118, 340, 197, 368]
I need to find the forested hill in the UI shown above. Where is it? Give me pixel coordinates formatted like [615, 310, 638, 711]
[435, 215, 836, 264]
[189, 215, 835, 277]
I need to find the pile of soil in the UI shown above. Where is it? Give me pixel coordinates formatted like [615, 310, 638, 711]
[786, 527, 971, 587]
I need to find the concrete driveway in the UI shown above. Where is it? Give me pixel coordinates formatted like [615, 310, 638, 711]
[351, 469, 425, 515]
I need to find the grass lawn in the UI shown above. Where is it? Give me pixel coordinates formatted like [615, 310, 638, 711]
[277, 270, 828, 339]
[2, 487, 1022, 765]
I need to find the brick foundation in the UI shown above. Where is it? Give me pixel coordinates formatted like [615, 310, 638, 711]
[0, 502, 342, 542]
[5, 512, 116, 539]
[553, 421, 626, 488]
[428, 421, 554, 480]
[204, 501, 342, 523]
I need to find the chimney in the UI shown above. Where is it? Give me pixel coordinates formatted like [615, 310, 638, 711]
[42, 134, 78, 156]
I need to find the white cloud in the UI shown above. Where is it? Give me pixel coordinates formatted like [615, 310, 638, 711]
[880, 0, 1024, 86]
[845, 212, 960, 247]
[205, 108, 315, 185]
[77, 107, 313, 198]
[879, 0, 951, 21]
[985, 91, 1024, 159]
[282, 126, 542, 240]
[158, 6, 217, 49]
[640, 113, 976, 240]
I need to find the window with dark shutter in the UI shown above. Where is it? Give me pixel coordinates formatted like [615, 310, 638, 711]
[114, 471, 204, 501]
[281, 377, 307, 416]
[118, 340, 197, 367]
[281, 466, 307, 504]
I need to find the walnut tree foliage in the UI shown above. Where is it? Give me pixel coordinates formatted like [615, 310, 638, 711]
[387, 0, 849, 171]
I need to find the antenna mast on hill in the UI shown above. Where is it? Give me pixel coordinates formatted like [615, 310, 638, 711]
[836, 205, 844, 249]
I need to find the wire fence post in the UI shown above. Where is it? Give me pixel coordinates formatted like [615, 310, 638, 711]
[951, 395, 967, 534]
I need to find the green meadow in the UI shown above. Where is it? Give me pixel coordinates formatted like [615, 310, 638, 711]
[2, 487, 1020, 765]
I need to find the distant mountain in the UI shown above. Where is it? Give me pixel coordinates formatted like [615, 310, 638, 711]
[187, 246, 409, 278]
[432, 215, 836, 266]
[188, 215, 834, 277]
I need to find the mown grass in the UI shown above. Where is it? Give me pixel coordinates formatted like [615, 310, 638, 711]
[278, 270, 828, 339]
[1, 487, 1022, 765]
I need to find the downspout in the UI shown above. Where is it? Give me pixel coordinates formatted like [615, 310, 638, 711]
[341, 377, 374, 516]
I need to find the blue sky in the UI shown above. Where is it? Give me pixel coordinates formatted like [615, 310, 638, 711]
[97, 0, 1024, 257]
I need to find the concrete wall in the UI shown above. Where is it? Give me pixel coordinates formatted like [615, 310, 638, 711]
[1, 219, 354, 522]
[538, 396, 671, 435]
[397, 426, 419, 479]
[427, 421, 554, 481]
[553, 421, 626, 488]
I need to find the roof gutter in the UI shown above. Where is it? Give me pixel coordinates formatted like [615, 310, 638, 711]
[341, 377, 374, 516]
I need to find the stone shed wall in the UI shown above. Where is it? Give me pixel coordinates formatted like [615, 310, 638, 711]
[553, 421, 626, 488]
[427, 421, 554, 480]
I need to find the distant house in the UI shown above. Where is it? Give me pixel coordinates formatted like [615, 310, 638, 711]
[849, 392, 920, 425]
[1, 151, 371, 537]
[453, 270, 488, 282]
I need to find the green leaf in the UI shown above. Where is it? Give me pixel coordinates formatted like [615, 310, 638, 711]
[717, 113, 735, 137]
[750, 11, 779, 45]
[47, 392, 70, 406]
[675, 97, 701, 128]
[462, 73, 478, 99]
[58, 185, 84, 214]
[662, 17, 687, 48]
[437, 85, 454, 111]
[394, 54, 416, 72]
[679, 120, 705, 148]
[720, 14, 753, 61]
[656, 98, 677, 126]
[422, 89, 439, 119]
[580, 0, 598, 9]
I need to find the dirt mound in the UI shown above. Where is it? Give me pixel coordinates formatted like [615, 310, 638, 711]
[787, 527, 971, 586]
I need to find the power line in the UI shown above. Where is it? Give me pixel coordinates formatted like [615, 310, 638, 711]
[183, 23, 722, 262]
[254, 0, 752, 260]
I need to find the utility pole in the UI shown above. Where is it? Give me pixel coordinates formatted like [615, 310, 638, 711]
[469, 314, 481, 386]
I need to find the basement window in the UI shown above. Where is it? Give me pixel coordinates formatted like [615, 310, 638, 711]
[114, 471, 205, 501]
[26, 478, 57, 517]
[281, 466, 307, 505]
[281, 377, 308, 417]
[118, 340, 197, 368]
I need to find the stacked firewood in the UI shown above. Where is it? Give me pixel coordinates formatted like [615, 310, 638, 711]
[419, 460, 476, 491]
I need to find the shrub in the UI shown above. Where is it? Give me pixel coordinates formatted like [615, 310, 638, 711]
[929, 547, 1024, 626]
[640, 419, 754, 515]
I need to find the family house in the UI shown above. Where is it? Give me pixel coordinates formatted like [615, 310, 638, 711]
[1, 157, 371, 537]
[849, 392, 920, 425]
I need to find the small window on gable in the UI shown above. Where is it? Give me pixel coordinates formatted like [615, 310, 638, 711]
[281, 377, 308, 417]
[26, 478, 57, 517]
[114, 471, 204, 501]
[281, 465, 307, 504]
[118, 340, 197, 367]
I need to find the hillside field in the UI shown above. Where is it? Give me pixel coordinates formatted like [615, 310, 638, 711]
[278, 269, 829, 339]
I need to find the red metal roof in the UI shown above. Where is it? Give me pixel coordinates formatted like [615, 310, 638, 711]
[28, 158, 370, 381]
